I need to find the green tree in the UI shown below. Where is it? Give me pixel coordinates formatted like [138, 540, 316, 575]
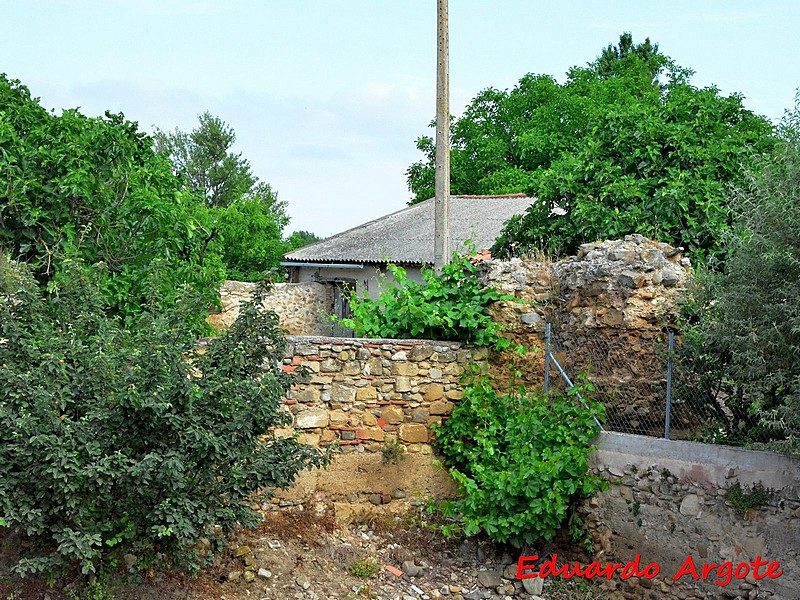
[0, 74, 224, 331]
[284, 230, 322, 252]
[684, 94, 800, 452]
[210, 197, 286, 282]
[0, 257, 327, 576]
[154, 112, 288, 220]
[406, 34, 776, 262]
[154, 112, 293, 281]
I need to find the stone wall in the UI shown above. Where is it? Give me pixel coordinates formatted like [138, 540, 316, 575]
[481, 235, 693, 436]
[271, 336, 488, 515]
[278, 336, 488, 451]
[207, 280, 334, 335]
[581, 432, 800, 600]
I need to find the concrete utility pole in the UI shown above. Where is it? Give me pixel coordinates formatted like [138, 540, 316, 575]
[434, 0, 451, 273]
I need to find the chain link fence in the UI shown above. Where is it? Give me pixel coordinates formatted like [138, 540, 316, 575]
[543, 323, 778, 447]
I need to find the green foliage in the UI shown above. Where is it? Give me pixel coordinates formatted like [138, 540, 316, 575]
[725, 482, 776, 515]
[154, 111, 298, 282]
[284, 230, 322, 252]
[406, 34, 776, 263]
[347, 557, 379, 578]
[434, 376, 605, 548]
[0, 258, 327, 577]
[380, 439, 406, 465]
[341, 253, 514, 350]
[678, 93, 800, 453]
[0, 74, 224, 332]
[209, 198, 286, 282]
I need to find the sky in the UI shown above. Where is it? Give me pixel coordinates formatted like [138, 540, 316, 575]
[2, 0, 798, 238]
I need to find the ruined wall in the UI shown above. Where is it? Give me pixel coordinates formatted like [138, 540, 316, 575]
[207, 280, 334, 335]
[482, 235, 693, 436]
[580, 433, 800, 600]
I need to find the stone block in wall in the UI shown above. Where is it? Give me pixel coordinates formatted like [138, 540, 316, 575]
[429, 400, 454, 416]
[381, 405, 404, 425]
[320, 358, 339, 373]
[410, 346, 434, 361]
[399, 423, 429, 443]
[356, 386, 378, 401]
[356, 427, 385, 441]
[395, 376, 412, 393]
[330, 382, 356, 403]
[392, 362, 419, 377]
[295, 408, 329, 429]
[297, 432, 320, 446]
[362, 411, 377, 426]
[295, 388, 320, 404]
[329, 410, 348, 425]
[424, 383, 444, 401]
[365, 357, 383, 376]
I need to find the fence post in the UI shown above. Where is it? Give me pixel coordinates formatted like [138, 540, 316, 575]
[544, 322, 551, 393]
[664, 330, 674, 440]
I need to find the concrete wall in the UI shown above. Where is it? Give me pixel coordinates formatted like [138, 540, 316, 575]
[582, 432, 800, 599]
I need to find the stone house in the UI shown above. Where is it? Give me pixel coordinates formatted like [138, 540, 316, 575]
[281, 194, 535, 330]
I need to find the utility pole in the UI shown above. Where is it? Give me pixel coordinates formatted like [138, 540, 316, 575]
[434, 0, 450, 273]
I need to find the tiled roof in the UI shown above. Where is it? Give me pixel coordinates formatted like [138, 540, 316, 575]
[283, 194, 535, 266]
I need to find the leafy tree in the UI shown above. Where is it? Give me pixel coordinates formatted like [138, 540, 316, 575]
[0, 256, 327, 576]
[0, 74, 224, 331]
[210, 198, 286, 282]
[284, 230, 322, 252]
[682, 94, 800, 453]
[154, 112, 288, 221]
[154, 112, 293, 281]
[406, 34, 776, 262]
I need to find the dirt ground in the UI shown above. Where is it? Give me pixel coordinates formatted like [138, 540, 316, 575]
[0, 502, 609, 600]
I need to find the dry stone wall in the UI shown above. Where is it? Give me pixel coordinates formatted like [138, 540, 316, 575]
[207, 280, 334, 335]
[270, 336, 488, 516]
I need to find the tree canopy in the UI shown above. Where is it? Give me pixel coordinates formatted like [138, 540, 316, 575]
[0, 74, 224, 330]
[154, 112, 318, 282]
[406, 34, 776, 262]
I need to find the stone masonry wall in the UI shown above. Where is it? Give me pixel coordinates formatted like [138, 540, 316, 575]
[270, 336, 488, 516]
[580, 433, 800, 600]
[278, 336, 488, 451]
[207, 280, 334, 335]
[481, 235, 693, 437]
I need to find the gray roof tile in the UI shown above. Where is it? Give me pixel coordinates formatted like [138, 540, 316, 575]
[283, 194, 535, 265]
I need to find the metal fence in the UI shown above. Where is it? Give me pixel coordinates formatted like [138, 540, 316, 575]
[542, 323, 775, 446]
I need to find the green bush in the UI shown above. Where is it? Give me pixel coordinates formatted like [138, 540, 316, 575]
[434, 376, 605, 548]
[0, 257, 327, 577]
[341, 253, 514, 350]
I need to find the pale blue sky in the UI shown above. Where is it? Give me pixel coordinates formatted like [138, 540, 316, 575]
[2, 1, 798, 236]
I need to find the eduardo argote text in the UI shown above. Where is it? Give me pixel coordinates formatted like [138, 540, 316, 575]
[517, 553, 783, 587]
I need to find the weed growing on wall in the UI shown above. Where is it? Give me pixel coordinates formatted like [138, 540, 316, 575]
[434, 376, 605, 548]
[341, 253, 517, 350]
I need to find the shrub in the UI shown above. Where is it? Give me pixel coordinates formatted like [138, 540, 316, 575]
[434, 376, 605, 548]
[341, 253, 515, 350]
[0, 258, 327, 577]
